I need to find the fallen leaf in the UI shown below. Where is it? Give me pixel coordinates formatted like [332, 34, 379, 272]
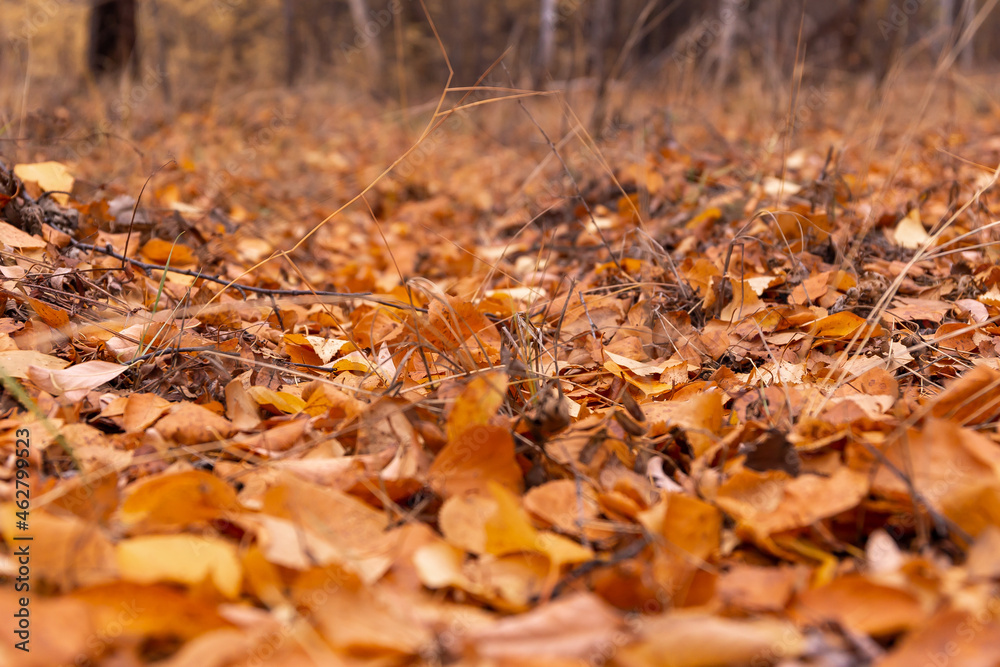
[791, 574, 924, 636]
[116, 534, 242, 598]
[428, 424, 523, 497]
[0, 220, 47, 248]
[14, 161, 74, 204]
[28, 360, 126, 401]
[893, 208, 930, 249]
[118, 470, 240, 531]
[463, 593, 624, 660]
[617, 612, 804, 667]
[0, 349, 69, 379]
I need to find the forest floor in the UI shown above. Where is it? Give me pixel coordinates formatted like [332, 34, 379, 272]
[4, 70, 1000, 666]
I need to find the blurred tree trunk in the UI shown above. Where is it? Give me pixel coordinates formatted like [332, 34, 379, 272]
[713, 0, 741, 89]
[147, 0, 171, 103]
[941, 0, 975, 68]
[536, 0, 558, 87]
[469, 2, 486, 82]
[588, 0, 614, 133]
[87, 0, 137, 76]
[445, 0, 485, 85]
[347, 0, 385, 87]
[284, 0, 302, 85]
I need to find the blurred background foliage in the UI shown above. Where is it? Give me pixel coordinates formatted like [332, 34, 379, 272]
[3, 0, 998, 98]
[2, 0, 999, 159]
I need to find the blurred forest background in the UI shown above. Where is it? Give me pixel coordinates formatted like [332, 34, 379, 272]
[2, 0, 997, 114]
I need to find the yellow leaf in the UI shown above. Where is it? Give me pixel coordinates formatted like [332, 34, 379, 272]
[0, 350, 69, 379]
[893, 208, 930, 249]
[247, 386, 306, 414]
[485, 481, 540, 556]
[446, 370, 508, 442]
[14, 161, 74, 205]
[536, 531, 593, 568]
[686, 206, 723, 229]
[116, 534, 242, 598]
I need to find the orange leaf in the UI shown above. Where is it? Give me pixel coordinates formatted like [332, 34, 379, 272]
[464, 593, 624, 661]
[155, 403, 237, 444]
[446, 370, 508, 442]
[484, 481, 540, 556]
[140, 237, 196, 265]
[618, 613, 804, 667]
[24, 296, 70, 328]
[809, 311, 871, 339]
[0, 220, 46, 248]
[791, 574, 924, 636]
[122, 393, 172, 432]
[428, 424, 523, 498]
[119, 470, 239, 531]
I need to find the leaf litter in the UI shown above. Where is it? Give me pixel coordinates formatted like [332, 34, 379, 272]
[4, 73, 1000, 667]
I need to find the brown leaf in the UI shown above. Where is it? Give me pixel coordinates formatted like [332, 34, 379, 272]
[155, 403, 237, 444]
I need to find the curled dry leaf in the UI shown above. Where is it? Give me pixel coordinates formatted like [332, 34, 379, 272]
[27, 359, 126, 400]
